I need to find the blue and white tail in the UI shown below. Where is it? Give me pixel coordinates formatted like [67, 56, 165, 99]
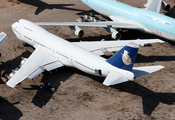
[106, 42, 139, 71]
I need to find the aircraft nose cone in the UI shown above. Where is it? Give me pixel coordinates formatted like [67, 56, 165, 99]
[12, 22, 18, 30]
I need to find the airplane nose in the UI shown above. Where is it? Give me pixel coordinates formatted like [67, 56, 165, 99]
[11, 22, 18, 30]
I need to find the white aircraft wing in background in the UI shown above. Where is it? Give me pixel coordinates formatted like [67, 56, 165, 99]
[35, 21, 144, 30]
[6, 47, 63, 88]
[73, 39, 164, 56]
[144, 0, 162, 13]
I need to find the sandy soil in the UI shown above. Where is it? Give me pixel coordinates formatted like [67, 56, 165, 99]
[0, 0, 175, 120]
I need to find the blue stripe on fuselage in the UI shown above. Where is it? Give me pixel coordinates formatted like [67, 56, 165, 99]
[81, 0, 175, 35]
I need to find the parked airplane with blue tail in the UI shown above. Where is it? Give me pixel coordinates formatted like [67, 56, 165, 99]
[36, 0, 175, 41]
[2, 19, 164, 88]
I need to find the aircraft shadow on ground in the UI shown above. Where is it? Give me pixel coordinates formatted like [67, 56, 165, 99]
[165, 5, 175, 19]
[58, 69, 175, 116]
[0, 96, 23, 120]
[0, 50, 32, 84]
[17, 0, 84, 15]
[111, 81, 175, 116]
[136, 54, 175, 63]
[27, 67, 76, 108]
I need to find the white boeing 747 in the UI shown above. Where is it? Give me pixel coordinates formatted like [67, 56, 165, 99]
[5, 19, 164, 88]
[36, 0, 175, 41]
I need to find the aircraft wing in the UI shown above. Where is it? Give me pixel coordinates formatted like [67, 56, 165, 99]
[0, 32, 7, 45]
[132, 65, 164, 78]
[73, 39, 164, 56]
[144, 0, 162, 13]
[6, 47, 63, 88]
[35, 21, 144, 30]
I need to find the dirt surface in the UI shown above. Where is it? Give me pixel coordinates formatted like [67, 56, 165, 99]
[0, 0, 175, 120]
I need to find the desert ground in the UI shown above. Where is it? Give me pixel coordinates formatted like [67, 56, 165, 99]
[0, 0, 175, 119]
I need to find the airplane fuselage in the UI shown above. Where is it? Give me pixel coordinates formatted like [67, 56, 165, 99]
[12, 19, 134, 80]
[81, 0, 175, 41]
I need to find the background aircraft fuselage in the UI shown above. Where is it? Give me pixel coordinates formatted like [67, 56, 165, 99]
[82, 0, 175, 41]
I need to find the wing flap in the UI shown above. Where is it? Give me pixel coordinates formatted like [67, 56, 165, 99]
[28, 66, 44, 79]
[6, 47, 63, 88]
[132, 65, 164, 78]
[44, 60, 63, 71]
[103, 71, 129, 86]
[73, 39, 164, 56]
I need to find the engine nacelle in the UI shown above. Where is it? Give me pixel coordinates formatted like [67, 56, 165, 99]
[69, 26, 84, 38]
[85, 13, 92, 20]
[78, 17, 85, 22]
[111, 31, 121, 40]
[20, 57, 28, 66]
[8, 70, 17, 80]
[1, 70, 9, 83]
[162, 1, 170, 11]
[94, 17, 101, 22]
[75, 28, 84, 38]
[90, 14, 97, 21]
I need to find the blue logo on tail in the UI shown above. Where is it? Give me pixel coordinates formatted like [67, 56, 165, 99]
[106, 44, 139, 71]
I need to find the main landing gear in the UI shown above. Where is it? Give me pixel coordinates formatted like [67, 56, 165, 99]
[40, 82, 56, 93]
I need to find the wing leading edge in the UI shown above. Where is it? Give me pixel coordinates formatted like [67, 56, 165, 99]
[6, 47, 63, 88]
[36, 21, 144, 30]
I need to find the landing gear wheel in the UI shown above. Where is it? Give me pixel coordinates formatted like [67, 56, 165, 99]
[1, 70, 9, 83]
[40, 82, 56, 93]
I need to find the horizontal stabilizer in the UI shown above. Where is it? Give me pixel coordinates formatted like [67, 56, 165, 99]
[0, 32, 7, 45]
[103, 71, 129, 86]
[132, 65, 164, 78]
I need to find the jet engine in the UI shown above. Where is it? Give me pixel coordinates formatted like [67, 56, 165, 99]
[111, 31, 121, 40]
[85, 13, 92, 20]
[94, 17, 101, 22]
[162, 1, 170, 11]
[75, 29, 84, 38]
[90, 14, 97, 21]
[69, 25, 84, 38]
[8, 70, 18, 80]
[20, 57, 28, 66]
[105, 27, 121, 40]
[1, 70, 18, 82]
[1, 70, 9, 83]
[78, 17, 85, 22]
